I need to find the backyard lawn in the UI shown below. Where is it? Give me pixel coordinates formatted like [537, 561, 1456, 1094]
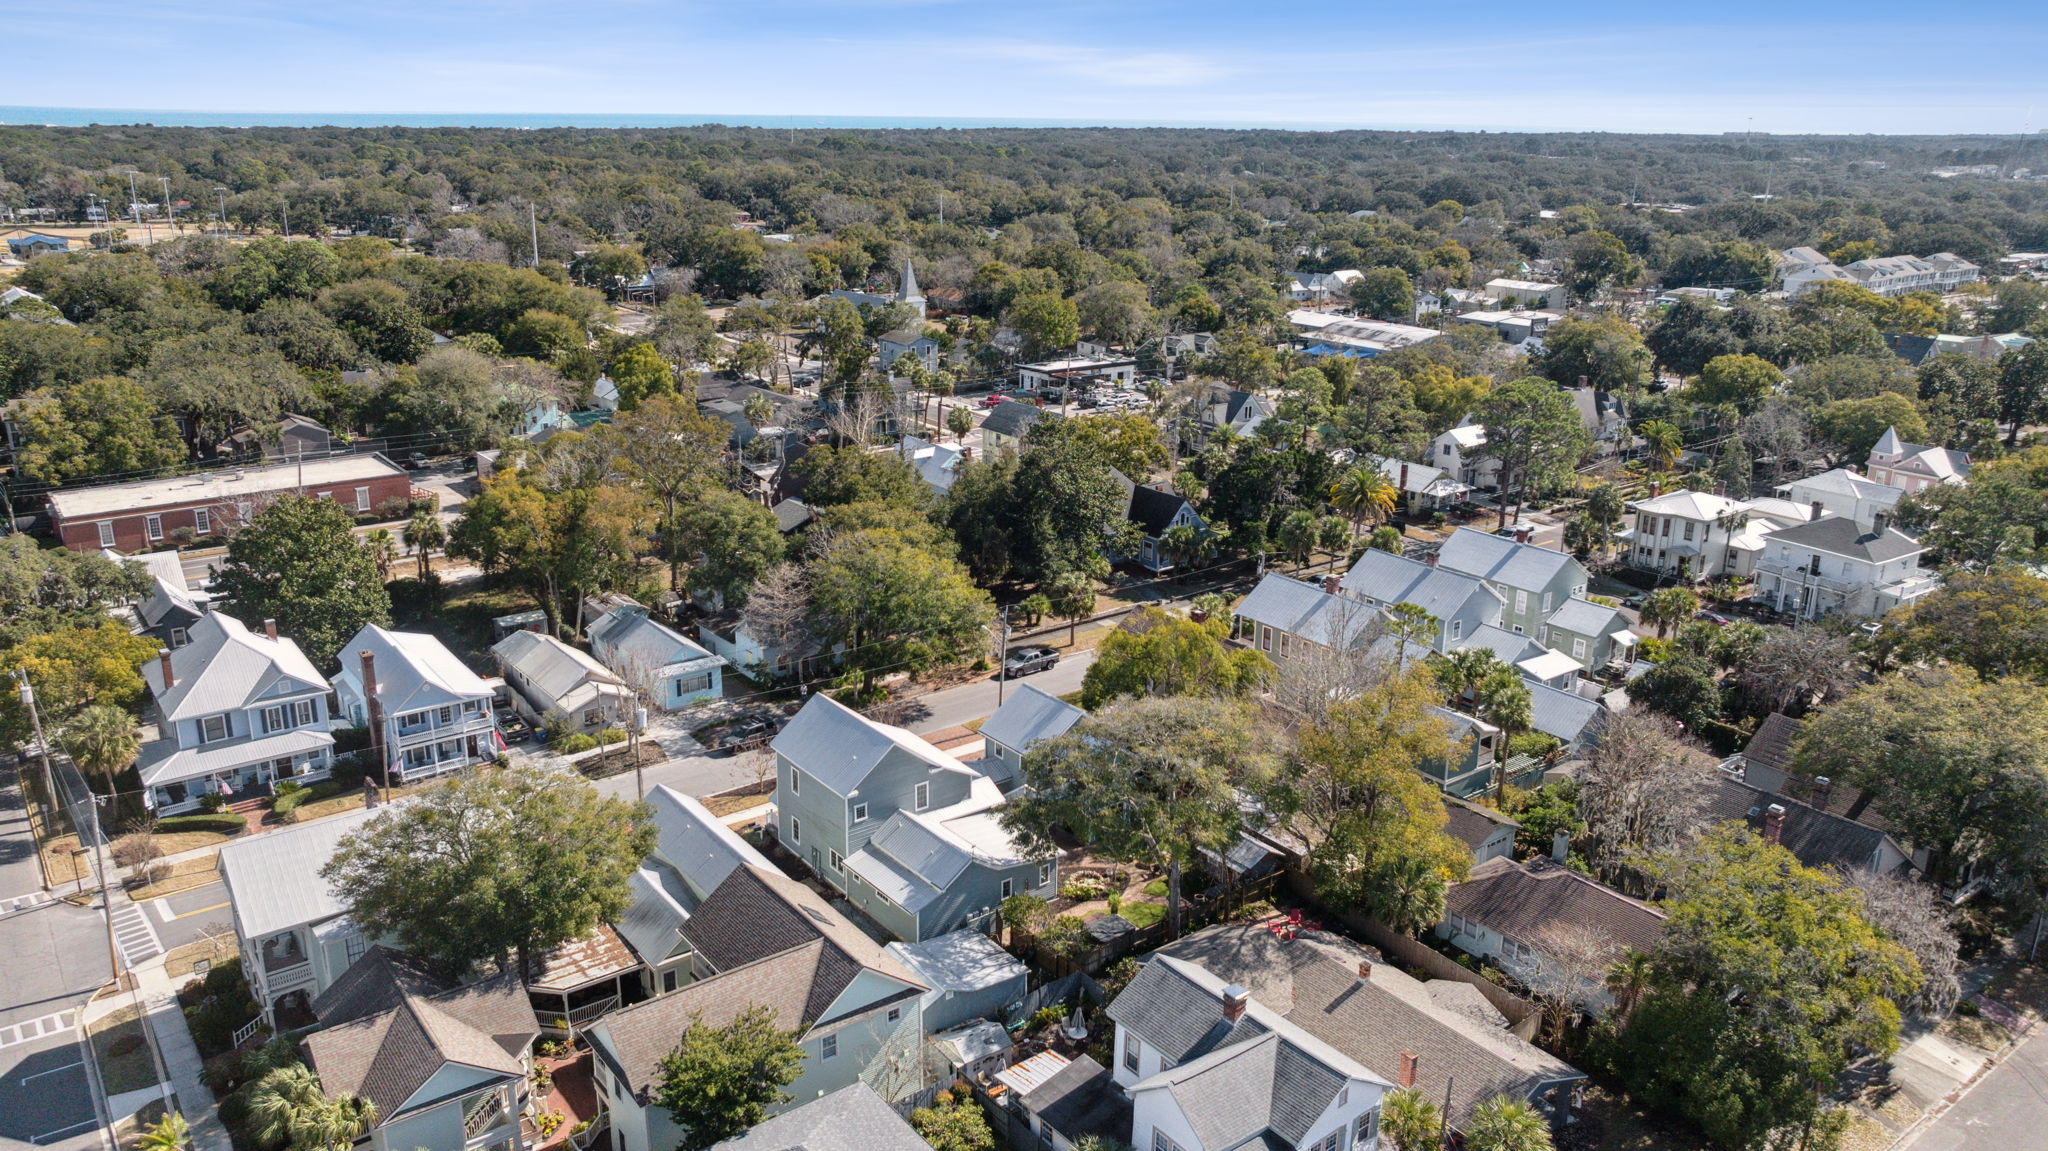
[390, 578, 540, 668]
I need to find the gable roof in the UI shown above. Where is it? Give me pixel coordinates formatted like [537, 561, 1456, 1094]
[1627, 488, 1747, 521]
[1235, 573, 1387, 652]
[1872, 426, 1971, 481]
[846, 777, 1041, 912]
[1781, 467, 1904, 504]
[143, 612, 326, 721]
[710, 1083, 929, 1151]
[1152, 926, 1582, 1130]
[1703, 776, 1905, 873]
[980, 399, 1047, 439]
[220, 803, 389, 940]
[978, 683, 1085, 756]
[1762, 514, 1922, 564]
[1545, 597, 1628, 638]
[303, 955, 537, 1121]
[770, 693, 971, 796]
[138, 575, 205, 630]
[770, 498, 814, 533]
[1526, 682, 1604, 743]
[336, 624, 494, 713]
[588, 609, 719, 676]
[1457, 624, 1546, 666]
[1447, 857, 1665, 960]
[1128, 483, 1193, 537]
[1443, 796, 1519, 852]
[492, 630, 625, 700]
[1340, 550, 1501, 624]
[1436, 528, 1581, 592]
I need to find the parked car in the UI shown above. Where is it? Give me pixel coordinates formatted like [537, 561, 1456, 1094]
[715, 713, 781, 752]
[405, 451, 431, 471]
[982, 394, 1009, 408]
[1694, 609, 1734, 626]
[1001, 645, 1060, 679]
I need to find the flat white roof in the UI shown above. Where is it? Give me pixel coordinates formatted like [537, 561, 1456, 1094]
[1019, 357, 1136, 372]
[50, 455, 405, 520]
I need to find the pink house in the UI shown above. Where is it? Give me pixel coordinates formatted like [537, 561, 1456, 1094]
[1866, 426, 1970, 494]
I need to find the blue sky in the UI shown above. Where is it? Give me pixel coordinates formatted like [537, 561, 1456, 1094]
[7, 0, 2047, 134]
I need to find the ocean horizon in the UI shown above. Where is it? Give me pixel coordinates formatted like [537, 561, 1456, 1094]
[0, 105, 1403, 133]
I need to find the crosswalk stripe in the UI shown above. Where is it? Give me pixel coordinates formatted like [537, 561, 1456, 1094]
[0, 1008, 79, 1050]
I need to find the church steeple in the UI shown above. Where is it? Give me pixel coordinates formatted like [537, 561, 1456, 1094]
[898, 258, 925, 318]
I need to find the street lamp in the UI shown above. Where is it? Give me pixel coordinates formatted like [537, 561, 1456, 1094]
[125, 170, 152, 245]
[214, 187, 229, 234]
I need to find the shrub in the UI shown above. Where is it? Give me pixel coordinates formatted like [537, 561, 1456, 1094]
[156, 812, 249, 837]
[555, 734, 598, 755]
[198, 792, 229, 813]
[272, 781, 341, 821]
[111, 833, 163, 870]
[1508, 731, 1562, 759]
[1059, 875, 1112, 902]
[596, 727, 627, 746]
[331, 725, 372, 754]
[1038, 914, 1091, 961]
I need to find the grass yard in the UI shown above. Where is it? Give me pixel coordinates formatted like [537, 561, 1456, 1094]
[163, 936, 237, 981]
[151, 830, 233, 854]
[88, 1005, 161, 1096]
[41, 832, 91, 886]
[391, 578, 540, 668]
[1119, 901, 1167, 929]
[127, 854, 219, 902]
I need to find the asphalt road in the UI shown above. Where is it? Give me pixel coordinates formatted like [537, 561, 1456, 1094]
[905, 649, 1096, 734]
[1903, 1023, 2048, 1151]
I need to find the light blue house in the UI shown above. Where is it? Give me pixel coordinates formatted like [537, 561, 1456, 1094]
[1433, 528, 1590, 639]
[771, 694, 1057, 942]
[1339, 549, 1505, 653]
[884, 930, 1030, 1035]
[976, 684, 1084, 791]
[588, 604, 726, 710]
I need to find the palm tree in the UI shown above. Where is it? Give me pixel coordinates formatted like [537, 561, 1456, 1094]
[138, 1112, 190, 1151]
[1277, 509, 1319, 569]
[1161, 524, 1203, 572]
[364, 528, 397, 582]
[1465, 1094, 1554, 1151]
[742, 392, 775, 432]
[1605, 950, 1656, 1022]
[945, 404, 975, 441]
[928, 370, 955, 433]
[1436, 648, 1506, 710]
[1330, 464, 1398, 538]
[1366, 524, 1404, 554]
[1640, 585, 1699, 638]
[1381, 1088, 1444, 1151]
[1637, 419, 1683, 474]
[65, 704, 139, 789]
[1476, 667, 1534, 794]
[247, 1065, 380, 1151]
[401, 509, 445, 582]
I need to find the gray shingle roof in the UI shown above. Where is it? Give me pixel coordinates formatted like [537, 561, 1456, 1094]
[1545, 597, 1628, 638]
[303, 963, 536, 1121]
[980, 399, 1047, 439]
[1762, 515, 1923, 563]
[978, 684, 1085, 757]
[1446, 857, 1666, 959]
[1702, 777, 1902, 874]
[1340, 550, 1501, 622]
[1443, 796, 1518, 851]
[711, 1083, 929, 1151]
[1016, 1056, 1131, 1148]
[1436, 528, 1582, 592]
[770, 694, 969, 796]
[1129, 483, 1192, 536]
[1235, 573, 1385, 651]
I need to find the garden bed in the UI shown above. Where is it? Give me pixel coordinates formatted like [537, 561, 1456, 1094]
[89, 1005, 161, 1096]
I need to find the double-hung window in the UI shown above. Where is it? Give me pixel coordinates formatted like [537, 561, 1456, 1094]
[96, 522, 116, 548]
[262, 705, 287, 733]
[1124, 1034, 1141, 1073]
[1354, 1109, 1380, 1145]
[145, 514, 164, 542]
[201, 715, 230, 743]
[194, 507, 211, 535]
[820, 1034, 837, 1060]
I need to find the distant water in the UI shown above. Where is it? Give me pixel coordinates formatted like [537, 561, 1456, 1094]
[0, 106, 1364, 132]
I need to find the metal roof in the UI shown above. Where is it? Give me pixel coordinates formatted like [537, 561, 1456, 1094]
[1339, 550, 1501, 622]
[137, 727, 334, 788]
[978, 684, 1084, 757]
[712, 1083, 930, 1151]
[1235, 572, 1384, 651]
[1545, 597, 1626, 637]
[886, 929, 1029, 995]
[143, 612, 326, 722]
[220, 804, 391, 940]
[1436, 528, 1581, 593]
[333, 624, 494, 716]
[770, 693, 970, 797]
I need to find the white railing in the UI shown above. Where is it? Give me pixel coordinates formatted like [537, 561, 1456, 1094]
[233, 1017, 267, 1046]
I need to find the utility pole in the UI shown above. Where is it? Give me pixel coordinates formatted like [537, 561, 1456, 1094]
[528, 202, 541, 268]
[125, 171, 152, 245]
[215, 187, 229, 234]
[16, 670, 119, 977]
[994, 606, 1011, 707]
[158, 176, 173, 232]
[280, 194, 290, 239]
[631, 705, 647, 802]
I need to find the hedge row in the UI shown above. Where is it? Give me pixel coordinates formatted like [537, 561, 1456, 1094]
[157, 812, 249, 836]
[272, 781, 343, 820]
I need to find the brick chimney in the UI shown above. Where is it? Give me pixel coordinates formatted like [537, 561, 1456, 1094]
[1425, 550, 1440, 567]
[360, 649, 384, 761]
[1763, 803, 1786, 844]
[1398, 1051, 1419, 1088]
[1398, 462, 1410, 494]
[961, 446, 973, 462]
[1812, 776, 1834, 809]
[1551, 829, 1571, 863]
[1810, 500, 1824, 522]
[1357, 959, 1372, 981]
[262, 618, 278, 640]
[1323, 572, 1342, 595]
[1514, 525, 1532, 544]
[1221, 984, 1248, 1023]
[157, 649, 174, 689]
[1649, 479, 1662, 499]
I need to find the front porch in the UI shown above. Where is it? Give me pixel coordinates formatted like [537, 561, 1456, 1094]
[140, 732, 335, 815]
[526, 924, 644, 1039]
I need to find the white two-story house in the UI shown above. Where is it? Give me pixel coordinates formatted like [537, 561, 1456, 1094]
[1753, 512, 1937, 620]
[331, 624, 499, 783]
[136, 613, 334, 814]
[1621, 488, 1768, 581]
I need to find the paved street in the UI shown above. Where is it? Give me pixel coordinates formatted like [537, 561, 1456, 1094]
[1902, 1023, 2048, 1151]
[905, 649, 1095, 734]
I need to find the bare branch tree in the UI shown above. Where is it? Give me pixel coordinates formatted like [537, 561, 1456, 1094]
[1523, 923, 1621, 1039]
[1735, 627, 1860, 717]
[1578, 708, 1718, 892]
[1843, 869, 1962, 1016]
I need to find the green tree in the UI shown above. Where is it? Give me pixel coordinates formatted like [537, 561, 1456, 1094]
[608, 395, 731, 588]
[1813, 392, 1926, 464]
[1616, 827, 1917, 1151]
[1350, 266, 1414, 320]
[608, 342, 676, 410]
[323, 765, 655, 976]
[790, 444, 927, 510]
[1632, 654, 1722, 732]
[1640, 586, 1699, 637]
[137, 1111, 190, 1151]
[1636, 419, 1683, 473]
[1996, 338, 2048, 449]
[245, 1064, 379, 1151]
[1330, 464, 1397, 537]
[1075, 280, 1159, 348]
[1005, 696, 1270, 937]
[1269, 662, 1471, 931]
[316, 279, 431, 363]
[908, 1099, 998, 1151]
[672, 490, 785, 609]
[1899, 445, 2048, 568]
[805, 523, 994, 690]
[1007, 291, 1080, 359]
[401, 508, 444, 582]
[1080, 606, 1273, 709]
[1473, 378, 1591, 527]
[650, 293, 721, 367]
[1506, 780, 1583, 858]
[946, 403, 976, 440]
[209, 495, 392, 668]
[12, 375, 186, 484]
[1061, 411, 1170, 476]
[1465, 1095, 1553, 1151]
[1876, 570, 2048, 681]
[1474, 666, 1533, 791]
[0, 621, 157, 746]
[653, 1006, 806, 1151]
[1691, 353, 1782, 412]
[1564, 229, 1642, 297]
[1536, 316, 1653, 394]
[1380, 1088, 1443, 1151]
[62, 703, 139, 789]
[1043, 567, 1100, 647]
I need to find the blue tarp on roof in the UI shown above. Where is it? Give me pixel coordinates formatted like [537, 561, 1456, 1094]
[1301, 343, 1374, 359]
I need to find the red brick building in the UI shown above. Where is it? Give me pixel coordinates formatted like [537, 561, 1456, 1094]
[48, 454, 413, 552]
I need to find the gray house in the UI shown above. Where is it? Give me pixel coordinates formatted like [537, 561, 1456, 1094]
[616, 786, 778, 998]
[1433, 528, 1589, 639]
[587, 865, 930, 1151]
[885, 929, 1030, 1034]
[710, 1083, 930, 1151]
[976, 683, 1084, 790]
[771, 695, 1056, 941]
[878, 327, 940, 376]
[1339, 550, 1504, 652]
[1540, 597, 1637, 673]
[587, 603, 725, 711]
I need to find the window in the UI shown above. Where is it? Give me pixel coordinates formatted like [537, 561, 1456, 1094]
[887, 1007, 901, 1023]
[1355, 1108, 1380, 1145]
[1515, 590, 1527, 613]
[96, 521, 116, 548]
[662, 968, 679, 993]
[1683, 521, 1696, 542]
[200, 715, 229, 743]
[1307, 1131, 1344, 1151]
[582, 708, 602, 728]
[193, 507, 211, 535]
[355, 487, 371, 512]
[1542, 592, 1552, 613]
[262, 705, 286, 733]
[235, 501, 252, 522]
[852, 803, 869, 823]
[1259, 625, 1272, 652]
[145, 514, 164, 542]
[1001, 878, 1013, 899]
[914, 781, 930, 811]
[1573, 638, 1588, 661]
[438, 706, 453, 724]
[829, 850, 843, 873]
[1124, 1034, 1141, 1073]
[674, 673, 711, 696]
[345, 932, 368, 966]
[295, 699, 315, 726]
[169, 627, 188, 648]
[1039, 863, 1052, 886]
[788, 769, 800, 796]
[820, 1034, 837, 1060]
[789, 817, 801, 845]
[1449, 620, 1463, 642]
[1151, 1132, 1186, 1151]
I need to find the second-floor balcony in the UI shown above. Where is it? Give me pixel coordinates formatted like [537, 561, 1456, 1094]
[393, 707, 496, 747]
[1756, 561, 1861, 598]
[260, 933, 312, 980]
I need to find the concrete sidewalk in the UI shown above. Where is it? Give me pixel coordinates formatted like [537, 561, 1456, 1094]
[132, 958, 230, 1151]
